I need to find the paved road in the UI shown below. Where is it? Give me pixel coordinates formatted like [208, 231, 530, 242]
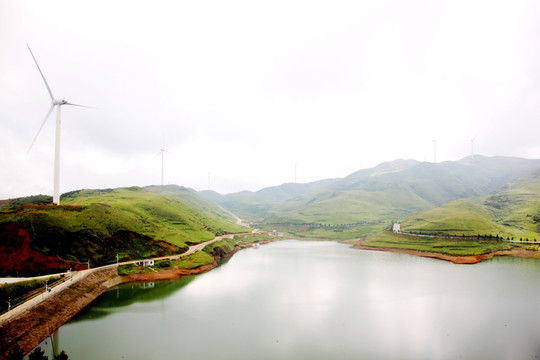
[0, 233, 238, 325]
[219, 206, 250, 227]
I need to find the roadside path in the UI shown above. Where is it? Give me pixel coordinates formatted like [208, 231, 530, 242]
[219, 206, 250, 227]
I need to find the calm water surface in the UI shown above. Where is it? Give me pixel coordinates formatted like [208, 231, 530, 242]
[38, 240, 540, 359]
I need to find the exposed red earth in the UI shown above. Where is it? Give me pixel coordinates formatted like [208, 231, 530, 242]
[0, 223, 86, 276]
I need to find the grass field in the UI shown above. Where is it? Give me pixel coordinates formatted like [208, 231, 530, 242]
[260, 224, 533, 257]
[364, 231, 521, 256]
[262, 223, 388, 242]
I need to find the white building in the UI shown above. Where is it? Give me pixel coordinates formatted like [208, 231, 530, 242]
[392, 223, 401, 233]
[138, 259, 154, 266]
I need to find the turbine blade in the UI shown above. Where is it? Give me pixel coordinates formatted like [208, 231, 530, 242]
[65, 102, 94, 109]
[26, 44, 55, 101]
[28, 105, 55, 153]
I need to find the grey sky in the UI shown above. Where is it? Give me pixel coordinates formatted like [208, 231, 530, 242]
[1, 0, 540, 198]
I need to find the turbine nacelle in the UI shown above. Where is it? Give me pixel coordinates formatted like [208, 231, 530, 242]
[53, 98, 68, 106]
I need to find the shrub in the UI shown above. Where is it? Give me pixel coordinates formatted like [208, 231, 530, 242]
[28, 347, 47, 360]
[156, 260, 172, 269]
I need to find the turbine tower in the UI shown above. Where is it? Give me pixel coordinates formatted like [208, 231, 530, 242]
[158, 148, 167, 186]
[27, 44, 90, 205]
[432, 136, 437, 163]
[470, 137, 476, 160]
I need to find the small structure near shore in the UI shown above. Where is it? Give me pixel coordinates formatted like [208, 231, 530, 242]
[392, 223, 401, 233]
[138, 259, 154, 267]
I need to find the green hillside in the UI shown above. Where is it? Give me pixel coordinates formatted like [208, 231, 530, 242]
[0, 187, 247, 274]
[60, 187, 246, 245]
[145, 185, 243, 227]
[402, 169, 540, 240]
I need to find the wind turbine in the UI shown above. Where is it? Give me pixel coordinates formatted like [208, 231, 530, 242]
[27, 44, 90, 205]
[157, 148, 167, 186]
[432, 136, 437, 163]
[470, 137, 476, 160]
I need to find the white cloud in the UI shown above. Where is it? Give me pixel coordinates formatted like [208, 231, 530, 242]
[1, 0, 540, 198]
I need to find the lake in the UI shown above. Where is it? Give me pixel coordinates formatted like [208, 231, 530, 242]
[36, 240, 540, 359]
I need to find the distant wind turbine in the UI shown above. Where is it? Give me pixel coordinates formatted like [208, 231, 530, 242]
[27, 44, 91, 205]
[433, 136, 437, 163]
[470, 137, 476, 160]
[156, 148, 167, 186]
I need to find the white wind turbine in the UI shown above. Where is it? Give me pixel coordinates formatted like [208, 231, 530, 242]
[432, 136, 437, 163]
[156, 148, 167, 186]
[27, 44, 90, 205]
[470, 136, 476, 160]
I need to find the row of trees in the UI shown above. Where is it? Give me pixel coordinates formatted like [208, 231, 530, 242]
[401, 231, 537, 242]
[8, 346, 69, 360]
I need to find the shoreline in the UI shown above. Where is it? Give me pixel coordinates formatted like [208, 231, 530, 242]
[7, 236, 535, 356]
[0, 264, 223, 357]
[0, 240, 274, 358]
[352, 239, 539, 264]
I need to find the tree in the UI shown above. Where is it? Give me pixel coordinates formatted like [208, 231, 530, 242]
[28, 347, 48, 360]
[55, 350, 70, 360]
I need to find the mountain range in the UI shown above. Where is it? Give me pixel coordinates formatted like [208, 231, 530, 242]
[201, 156, 540, 228]
[2, 155, 540, 276]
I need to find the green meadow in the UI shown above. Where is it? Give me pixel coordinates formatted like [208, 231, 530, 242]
[363, 231, 522, 256]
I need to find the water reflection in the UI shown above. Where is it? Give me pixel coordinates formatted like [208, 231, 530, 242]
[73, 276, 195, 323]
[35, 241, 540, 359]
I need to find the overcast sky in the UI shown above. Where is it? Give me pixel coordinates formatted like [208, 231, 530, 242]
[1, 0, 540, 198]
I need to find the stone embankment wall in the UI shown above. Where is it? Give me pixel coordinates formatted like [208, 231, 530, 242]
[0, 268, 122, 358]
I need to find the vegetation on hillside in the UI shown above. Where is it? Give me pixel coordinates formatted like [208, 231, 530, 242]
[0, 187, 246, 275]
[118, 251, 216, 276]
[363, 231, 522, 256]
[0, 195, 52, 210]
[60, 187, 245, 246]
[402, 170, 540, 240]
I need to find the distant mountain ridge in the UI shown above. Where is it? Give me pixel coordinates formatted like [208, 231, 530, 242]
[201, 156, 540, 224]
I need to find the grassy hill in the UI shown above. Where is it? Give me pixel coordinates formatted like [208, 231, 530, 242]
[0, 187, 247, 276]
[144, 185, 243, 227]
[60, 187, 246, 245]
[209, 156, 540, 225]
[401, 168, 540, 240]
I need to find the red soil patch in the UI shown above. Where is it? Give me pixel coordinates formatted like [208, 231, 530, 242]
[0, 223, 85, 276]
